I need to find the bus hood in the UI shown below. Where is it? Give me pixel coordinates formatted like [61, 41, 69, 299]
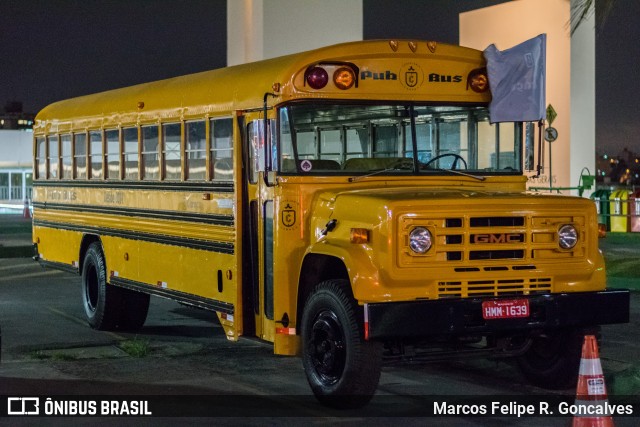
[309, 185, 602, 300]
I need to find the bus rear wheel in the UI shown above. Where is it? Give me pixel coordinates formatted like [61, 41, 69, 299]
[117, 289, 150, 331]
[301, 279, 382, 409]
[81, 242, 150, 331]
[81, 242, 121, 330]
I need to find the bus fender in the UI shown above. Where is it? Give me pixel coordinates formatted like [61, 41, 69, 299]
[302, 242, 380, 302]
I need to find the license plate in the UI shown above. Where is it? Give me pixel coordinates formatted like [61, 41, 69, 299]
[482, 299, 530, 319]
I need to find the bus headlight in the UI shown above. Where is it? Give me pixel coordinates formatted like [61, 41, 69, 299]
[558, 224, 578, 249]
[409, 227, 432, 254]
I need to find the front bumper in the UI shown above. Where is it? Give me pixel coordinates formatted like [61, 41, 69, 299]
[365, 290, 630, 340]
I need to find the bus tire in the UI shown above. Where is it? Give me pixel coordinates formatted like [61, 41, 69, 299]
[117, 289, 150, 331]
[81, 242, 121, 330]
[517, 327, 596, 389]
[301, 279, 382, 409]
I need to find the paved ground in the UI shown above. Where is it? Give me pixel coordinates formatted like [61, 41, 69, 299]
[0, 215, 32, 258]
[0, 258, 638, 426]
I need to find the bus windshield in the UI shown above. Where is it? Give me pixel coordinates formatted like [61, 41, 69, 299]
[279, 103, 523, 176]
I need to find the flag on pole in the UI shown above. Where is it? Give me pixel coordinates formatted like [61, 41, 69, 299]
[483, 34, 546, 123]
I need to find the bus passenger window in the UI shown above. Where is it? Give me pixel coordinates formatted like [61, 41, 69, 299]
[211, 118, 233, 181]
[48, 135, 59, 179]
[74, 133, 87, 179]
[123, 127, 139, 180]
[105, 130, 120, 180]
[89, 131, 103, 180]
[163, 123, 181, 180]
[35, 137, 46, 179]
[186, 121, 206, 181]
[60, 135, 72, 179]
[142, 125, 159, 180]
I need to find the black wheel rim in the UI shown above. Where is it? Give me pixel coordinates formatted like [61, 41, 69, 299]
[84, 263, 99, 313]
[527, 333, 562, 367]
[308, 310, 346, 385]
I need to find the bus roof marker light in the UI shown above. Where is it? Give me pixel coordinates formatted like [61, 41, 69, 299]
[408, 41, 418, 53]
[467, 68, 489, 93]
[306, 67, 329, 90]
[333, 67, 355, 90]
[389, 40, 398, 52]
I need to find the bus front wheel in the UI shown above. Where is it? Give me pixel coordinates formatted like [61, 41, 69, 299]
[517, 327, 597, 389]
[81, 242, 121, 330]
[301, 279, 382, 409]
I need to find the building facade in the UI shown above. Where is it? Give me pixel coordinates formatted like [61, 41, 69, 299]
[0, 129, 33, 203]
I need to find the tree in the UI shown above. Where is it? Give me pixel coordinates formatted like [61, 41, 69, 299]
[571, 0, 615, 35]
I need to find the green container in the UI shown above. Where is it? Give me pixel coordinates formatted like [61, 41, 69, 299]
[591, 189, 611, 230]
[580, 174, 595, 189]
[610, 189, 631, 233]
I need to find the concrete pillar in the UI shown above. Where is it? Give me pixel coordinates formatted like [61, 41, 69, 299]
[460, 0, 595, 196]
[227, 0, 363, 66]
[569, 0, 596, 197]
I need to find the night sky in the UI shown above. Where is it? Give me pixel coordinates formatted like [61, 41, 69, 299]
[0, 0, 227, 113]
[1, 0, 637, 155]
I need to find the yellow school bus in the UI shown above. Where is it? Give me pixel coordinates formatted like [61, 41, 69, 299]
[33, 40, 629, 408]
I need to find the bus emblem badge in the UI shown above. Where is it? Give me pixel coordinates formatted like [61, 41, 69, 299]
[282, 203, 296, 228]
[399, 63, 423, 90]
[405, 67, 418, 87]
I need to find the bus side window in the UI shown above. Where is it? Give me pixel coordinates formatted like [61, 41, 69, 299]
[89, 130, 103, 180]
[35, 137, 46, 179]
[74, 132, 87, 179]
[48, 135, 59, 179]
[123, 127, 139, 180]
[60, 134, 73, 179]
[142, 125, 159, 181]
[105, 129, 120, 180]
[186, 120, 206, 181]
[162, 123, 181, 180]
[211, 118, 233, 181]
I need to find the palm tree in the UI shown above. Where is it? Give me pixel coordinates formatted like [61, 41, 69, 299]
[571, 0, 615, 35]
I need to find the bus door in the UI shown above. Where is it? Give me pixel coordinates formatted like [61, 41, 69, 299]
[240, 112, 276, 342]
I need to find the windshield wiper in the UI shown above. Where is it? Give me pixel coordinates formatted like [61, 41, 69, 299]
[428, 167, 486, 181]
[348, 160, 414, 183]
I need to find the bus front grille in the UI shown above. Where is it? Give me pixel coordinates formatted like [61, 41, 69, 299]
[438, 277, 552, 298]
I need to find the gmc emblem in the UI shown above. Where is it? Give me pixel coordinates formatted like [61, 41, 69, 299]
[472, 233, 524, 244]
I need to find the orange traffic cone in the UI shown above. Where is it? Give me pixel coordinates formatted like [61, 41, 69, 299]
[572, 335, 614, 427]
[22, 199, 31, 219]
